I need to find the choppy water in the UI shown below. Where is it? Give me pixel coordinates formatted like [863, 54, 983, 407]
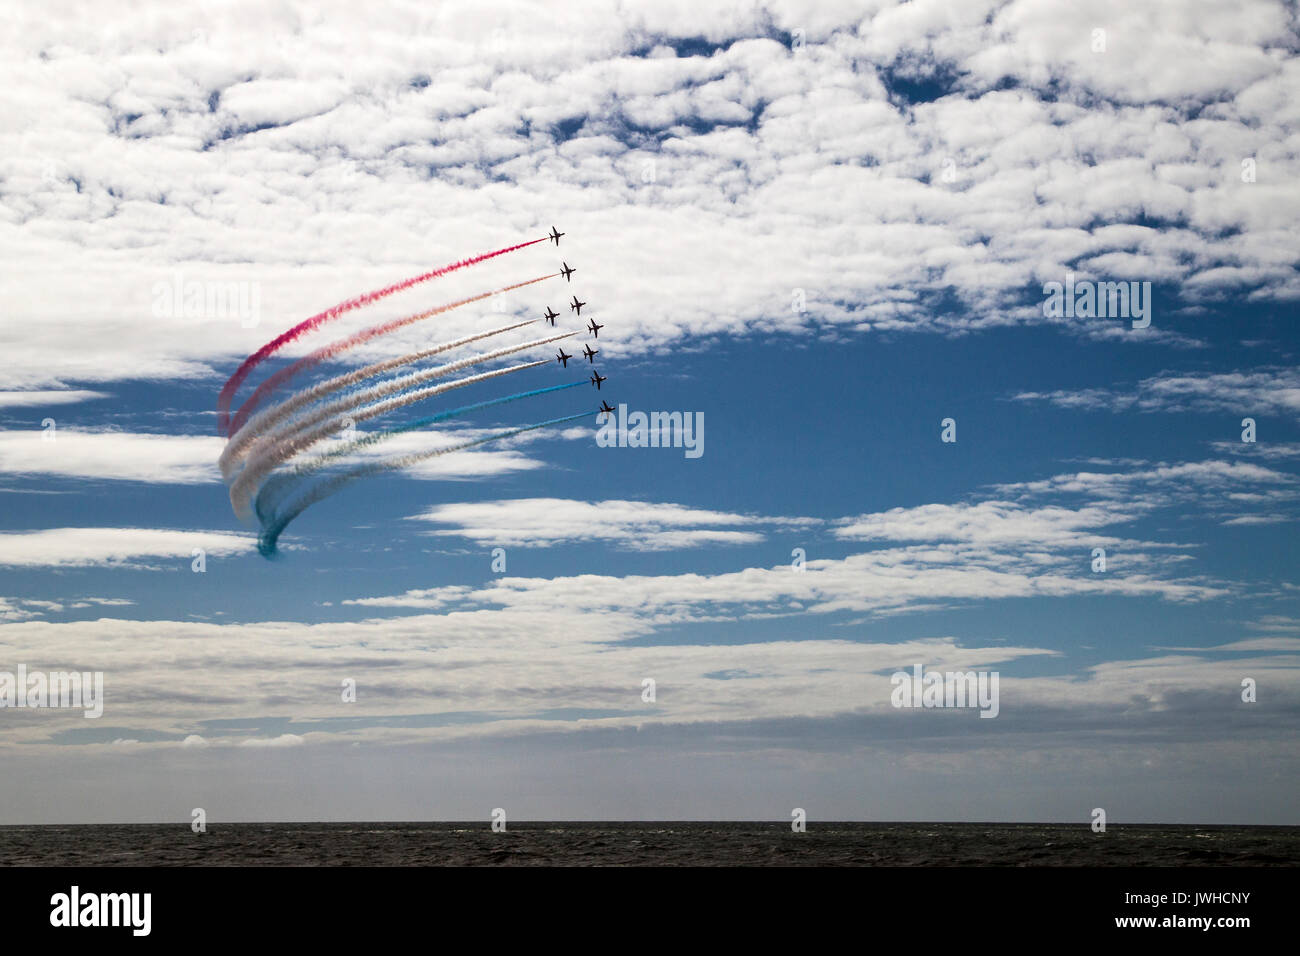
[1, 822, 1296, 866]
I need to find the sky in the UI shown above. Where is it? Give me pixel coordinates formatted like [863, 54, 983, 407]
[0, 0, 1297, 825]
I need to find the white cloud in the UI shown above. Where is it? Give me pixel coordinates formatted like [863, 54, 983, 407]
[411, 497, 816, 549]
[0, 454, 1288, 753]
[1221, 513, 1292, 526]
[239, 734, 305, 748]
[993, 459, 1294, 501]
[0, 603, 1293, 755]
[348, 542, 1227, 623]
[0, 429, 223, 483]
[0, 594, 135, 619]
[0, 420, 568, 487]
[0, 390, 109, 408]
[1210, 441, 1300, 460]
[0, 527, 253, 567]
[1162, 636, 1300, 652]
[1247, 615, 1300, 633]
[3, 1, 1299, 392]
[1012, 368, 1300, 414]
[0, 598, 44, 622]
[834, 500, 1140, 546]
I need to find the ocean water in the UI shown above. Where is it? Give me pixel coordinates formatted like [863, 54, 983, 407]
[1, 822, 1296, 866]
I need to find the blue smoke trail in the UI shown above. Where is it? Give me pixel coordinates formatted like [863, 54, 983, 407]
[257, 411, 591, 557]
[254, 380, 585, 522]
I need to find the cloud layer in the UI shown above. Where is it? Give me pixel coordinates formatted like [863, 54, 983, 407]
[3, 0, 1299, 393]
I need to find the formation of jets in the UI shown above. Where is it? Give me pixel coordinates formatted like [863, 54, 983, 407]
[544, 231, 612, 411]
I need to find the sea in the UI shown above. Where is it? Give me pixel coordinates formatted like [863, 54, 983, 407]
[1, 822, 1296, 866]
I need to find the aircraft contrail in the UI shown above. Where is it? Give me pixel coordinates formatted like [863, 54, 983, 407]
[254, 381, 587, 521]
[219, 318, 537, 479]
[217, 236, 548, 435]
[227, 272, 557, 435]
[255, 412, 589, 557]
[232, 328, 581, 485]
[230, 357, 563, 520]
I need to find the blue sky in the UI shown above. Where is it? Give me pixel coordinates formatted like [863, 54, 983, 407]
[0, 0, 1297, 824]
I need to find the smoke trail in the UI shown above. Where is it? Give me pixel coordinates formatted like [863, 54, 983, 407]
[228, 273, 555, 436]
[229, 358, 559, 520]
[219, 318, 536, 479]
[255, 381, 586, 521]
[232, 328, 579, 488]
[256, 412, 590, 557]
[217, 236, 548, 434]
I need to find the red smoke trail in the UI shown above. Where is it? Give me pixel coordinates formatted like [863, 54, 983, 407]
[216, 237, 548, 435]
[227, 272, 556, 437]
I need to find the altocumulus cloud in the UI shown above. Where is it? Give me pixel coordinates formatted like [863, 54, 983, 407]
[409, 497, 819, 549]
[2, 1, 1299, 395]
[0, 528, 254, 567]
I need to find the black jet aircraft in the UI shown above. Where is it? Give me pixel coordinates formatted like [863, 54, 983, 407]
[542, 306, 559, 326]
[586, 318, 603, 337]
[556, 348, 572, 368]
[582, 344, 599, 362]
[599, 400, 616, 417]
[569, 295, 586, 315]
[560, 262, 576, 282]
[548, 225, 564, 245]
[590, 371, 607, 390]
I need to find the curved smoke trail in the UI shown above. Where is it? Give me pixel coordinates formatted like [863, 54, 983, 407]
[229, 358, 557, 520]
[228, 273, 556, 436]
[217, 236, 547, 434]
[231, 328, 579, 495]
[219, 318, 536, 479]
[256, 412, 589, 557]
[254, 381, 587, 521]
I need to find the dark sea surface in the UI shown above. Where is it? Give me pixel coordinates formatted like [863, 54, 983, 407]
[1, 822, 1296, 866]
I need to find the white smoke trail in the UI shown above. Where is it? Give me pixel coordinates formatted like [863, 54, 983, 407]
[227, 328, 578, 492]
[254, 381, 585, 521]
[256, 412, 589, 557]
[219, 319, 536, 479]
[228, 358, 558, 520]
